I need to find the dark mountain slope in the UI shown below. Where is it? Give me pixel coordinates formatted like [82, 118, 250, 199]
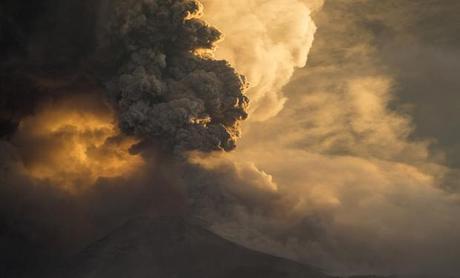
[57, 216, 332, 278]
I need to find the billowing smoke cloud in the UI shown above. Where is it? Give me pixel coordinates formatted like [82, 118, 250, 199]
[103, 0, 249, 153]
[0, 0, 250, 276]
[201, 0, 322, 120]
[182, 1, 460, 277]
[2, 0, 460, 278]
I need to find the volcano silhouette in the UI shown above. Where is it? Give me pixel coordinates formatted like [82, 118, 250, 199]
[56, 216, 332, 278]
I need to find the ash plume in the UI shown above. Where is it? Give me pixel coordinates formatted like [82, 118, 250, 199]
[103, 0, 249, 153]
[0, 0, 250, 276]
[8, 0, 460, 277]
[0, 0, 250, 153]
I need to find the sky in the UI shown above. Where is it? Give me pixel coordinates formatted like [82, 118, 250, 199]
[0, 0, 460, 277]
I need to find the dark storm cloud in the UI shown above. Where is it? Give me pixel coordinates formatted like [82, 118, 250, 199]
[0, 73, 43, 137]
[0, 0, 106, 71]
[0, 0, 107, 138]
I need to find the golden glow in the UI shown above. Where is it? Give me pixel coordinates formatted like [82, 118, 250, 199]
[14, 94, 144, 191]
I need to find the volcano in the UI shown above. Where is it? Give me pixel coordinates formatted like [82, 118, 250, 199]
[52, 216, 332, 278]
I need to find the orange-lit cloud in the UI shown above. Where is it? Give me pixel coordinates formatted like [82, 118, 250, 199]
[183, 1, 460, 276]
[12, 93, 143, 192]
[201, 0, 322, 121]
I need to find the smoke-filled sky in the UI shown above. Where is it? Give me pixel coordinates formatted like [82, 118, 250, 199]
[194, 0, 460, 276]
[1, 0, 460, 277]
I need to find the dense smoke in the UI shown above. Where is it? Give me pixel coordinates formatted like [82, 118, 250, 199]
[0, 0, 250, 153]
[104, 0, 249, 153]
[2, 0, 460, 278]
[0, 0, 249, 276]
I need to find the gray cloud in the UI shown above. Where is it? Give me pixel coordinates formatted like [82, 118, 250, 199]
[103, 0, 249, 153]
